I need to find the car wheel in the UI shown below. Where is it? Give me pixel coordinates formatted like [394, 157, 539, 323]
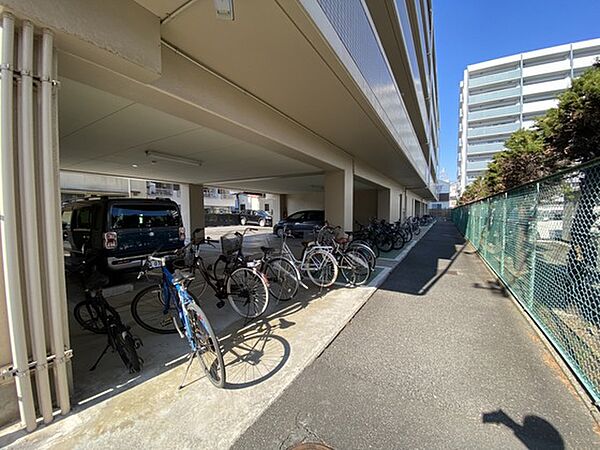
[240, 217, 247, 226]
[259, 219, 266, 227]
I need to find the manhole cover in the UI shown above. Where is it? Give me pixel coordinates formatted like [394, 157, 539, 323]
[288, 444, 333, 450]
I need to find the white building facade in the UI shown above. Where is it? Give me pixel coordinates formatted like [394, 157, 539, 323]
[458, 38, 600, 192]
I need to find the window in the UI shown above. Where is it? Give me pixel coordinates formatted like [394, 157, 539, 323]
[286, 212, 305, 221]
[74, 207, 92, 229]
[110, 204, 180, 229]
[264, 203, 270, 212]
[306, 211, 323, 222]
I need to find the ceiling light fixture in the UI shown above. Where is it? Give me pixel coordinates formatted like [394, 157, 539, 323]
[213, 0, 234, 20]
[145, 150, 203, 167]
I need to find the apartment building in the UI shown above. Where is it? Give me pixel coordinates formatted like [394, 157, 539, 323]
[458, 38, 600, 192]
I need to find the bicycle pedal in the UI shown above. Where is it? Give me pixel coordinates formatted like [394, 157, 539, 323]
[216, 300, 225, 309]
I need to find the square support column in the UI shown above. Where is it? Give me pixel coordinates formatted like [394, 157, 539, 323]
[189, 184, 205, 241]
[377, 188, 403, 222]
[324, 169, 353, 231]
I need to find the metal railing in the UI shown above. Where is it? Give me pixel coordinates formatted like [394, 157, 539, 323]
[452, 159, 600, 405]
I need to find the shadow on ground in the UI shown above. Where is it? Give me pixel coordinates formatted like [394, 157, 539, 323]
[483, 409, 565, 450]
[379, 220, 466, 295]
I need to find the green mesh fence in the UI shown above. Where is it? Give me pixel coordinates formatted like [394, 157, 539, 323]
[453, 160, 600, 405]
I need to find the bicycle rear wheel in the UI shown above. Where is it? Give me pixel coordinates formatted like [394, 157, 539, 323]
[186, 303, 225, 388]
[263, 257, 299, 301]
[305, 250, 338, 288]
[131, 285, 192, 334]
[74, 300, 106, 334]
[227, 267, 269, 318]
[375, 233, 393, 253]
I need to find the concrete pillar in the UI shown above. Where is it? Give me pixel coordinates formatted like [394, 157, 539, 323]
[189, 184, 205, 241]
[377, 189, 391, 221]
[324, 169, 353, 230]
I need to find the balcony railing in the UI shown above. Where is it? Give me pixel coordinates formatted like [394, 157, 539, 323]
[468, 86, 521, 105]
[467, 122, 520, 139]
[468, 68, 521, 88]
[467, 142, 505, 155]
[468, 104, 521, 122]
[466, 160, 492, 171]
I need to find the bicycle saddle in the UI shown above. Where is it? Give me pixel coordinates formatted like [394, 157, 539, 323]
[84, 271, 110, 291]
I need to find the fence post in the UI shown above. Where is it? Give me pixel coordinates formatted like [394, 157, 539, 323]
[528, 182, 540, 308]
[500, 192, 507, 277]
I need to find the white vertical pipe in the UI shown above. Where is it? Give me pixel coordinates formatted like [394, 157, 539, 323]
[18, 20, 54, 424]
[39, 28, 70, 415]
[0, 13, 38, 432]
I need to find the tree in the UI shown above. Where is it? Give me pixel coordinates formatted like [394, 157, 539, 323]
[538, 61, 600, 165]
[485, 129, 547, 194]
[458, 176, 488, 205]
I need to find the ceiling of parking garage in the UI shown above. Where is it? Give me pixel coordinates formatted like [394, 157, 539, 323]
[58, 78, 321, 186]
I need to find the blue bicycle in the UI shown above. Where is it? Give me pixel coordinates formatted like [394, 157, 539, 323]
[133, 252, 226, 388]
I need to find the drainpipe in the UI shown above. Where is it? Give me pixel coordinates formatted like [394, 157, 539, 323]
[39, 28, 70, 415]
[18, 20, 54, 423]
[0, 13, 38, 431]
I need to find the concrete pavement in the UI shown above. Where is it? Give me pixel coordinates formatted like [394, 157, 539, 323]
[233, 221, 600, 449]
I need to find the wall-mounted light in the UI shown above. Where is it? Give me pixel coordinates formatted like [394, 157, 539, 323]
[214, 0, 234, 20]
[145, 150, 203, 167]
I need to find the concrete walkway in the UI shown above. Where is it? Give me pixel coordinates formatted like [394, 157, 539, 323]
[234, 221, 600, 449]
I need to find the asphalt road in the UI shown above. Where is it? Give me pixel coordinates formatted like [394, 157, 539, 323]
[232, 221, 600, 450]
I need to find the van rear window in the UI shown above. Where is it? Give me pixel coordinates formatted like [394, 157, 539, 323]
[110, 204, 180, 229]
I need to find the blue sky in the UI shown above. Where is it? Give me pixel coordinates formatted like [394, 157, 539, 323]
[433, 0, 600, 181]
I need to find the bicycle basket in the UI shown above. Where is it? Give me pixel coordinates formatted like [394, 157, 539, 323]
[221, 233, 243, 256]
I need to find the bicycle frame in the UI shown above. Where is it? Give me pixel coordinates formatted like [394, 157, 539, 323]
[158, 265, 203, 352]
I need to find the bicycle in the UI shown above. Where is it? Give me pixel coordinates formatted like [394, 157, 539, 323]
[133, 252, 226, 388]
[279, 226, 338, 288]
[315, 225, 372, 285]
[212, 228, 301, 301]
[74, 268, 143, 373]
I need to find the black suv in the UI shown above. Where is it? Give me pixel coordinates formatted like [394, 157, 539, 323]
[62, 197, 185, 272]
[273, 210, 325, 237]
[239, 209, 272, 227]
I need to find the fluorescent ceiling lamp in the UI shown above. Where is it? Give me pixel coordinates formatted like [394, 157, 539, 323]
[145, 150, 203, 167]
[214, 0, 234, 20]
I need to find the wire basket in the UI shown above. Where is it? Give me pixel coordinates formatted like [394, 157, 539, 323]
[221, 233, 243, 255]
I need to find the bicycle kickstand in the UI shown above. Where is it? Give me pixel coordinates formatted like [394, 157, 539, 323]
[89, 344, 111, 371]
[178, 351, 196, 390]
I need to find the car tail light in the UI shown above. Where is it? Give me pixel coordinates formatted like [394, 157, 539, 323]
[179, 227, 186, 241]
[103, 232, 118, 250]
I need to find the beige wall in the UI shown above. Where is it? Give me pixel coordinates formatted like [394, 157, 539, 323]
[285, 192, 324, 217]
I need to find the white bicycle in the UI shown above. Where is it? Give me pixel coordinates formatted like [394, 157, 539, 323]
[278, 227, 338, 288]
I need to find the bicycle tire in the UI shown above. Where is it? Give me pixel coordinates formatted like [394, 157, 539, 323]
[227, 267, 269, 318]
[375, 233, 394, 253]
[263, 257, 299, 301]
[74, 300, 106, 334]
[392, 232, 405, 250]
[340, 250, 371, 286]
[186, 303, 226, 388]
[131, 284, 197, 334]
[347, 242, 377, 270]
[305, 250, 338, 288]
[112, 327, 142, 373]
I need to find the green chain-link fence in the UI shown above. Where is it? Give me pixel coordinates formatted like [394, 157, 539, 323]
[452, 159, 600, 405]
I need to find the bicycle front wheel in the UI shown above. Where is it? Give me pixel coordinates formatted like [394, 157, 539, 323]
[340, 251, 371, 286]
[305, 250, 338, 288]
[186, 303, 225, 388]
[263, 257, 299, 301]
[227, 268, 269, 318]
[111, 327, 142, 373]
